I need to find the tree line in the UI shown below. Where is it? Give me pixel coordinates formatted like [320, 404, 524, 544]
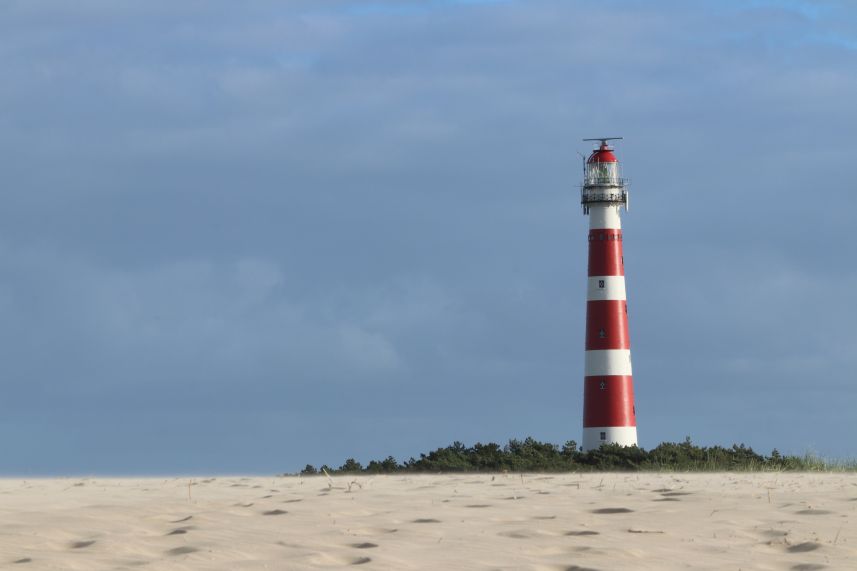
[299, 437, 847, 475]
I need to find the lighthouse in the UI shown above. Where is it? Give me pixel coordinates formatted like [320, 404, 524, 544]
[580, 138, 637, 451]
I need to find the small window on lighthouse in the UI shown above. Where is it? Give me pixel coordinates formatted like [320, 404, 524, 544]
[600, 432, 607, 441]
[598, 280, 605, 288]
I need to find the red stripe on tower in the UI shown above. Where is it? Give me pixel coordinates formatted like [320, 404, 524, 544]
[585, 300, 630, 351]
[583, 376, 636, 426]
[587, 230, 624, 276]
[579, 138, 638, 450]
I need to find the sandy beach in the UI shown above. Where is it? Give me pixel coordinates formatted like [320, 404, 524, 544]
[1, 473, 854, 570]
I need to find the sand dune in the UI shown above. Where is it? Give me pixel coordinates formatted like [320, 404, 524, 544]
[1, 473, 854, 569]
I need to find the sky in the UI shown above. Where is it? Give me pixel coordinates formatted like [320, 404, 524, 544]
[0, 0, 855, 475]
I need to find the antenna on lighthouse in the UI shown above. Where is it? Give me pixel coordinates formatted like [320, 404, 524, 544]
[583, 137, 624, 146]
[576, 151, 586, 175]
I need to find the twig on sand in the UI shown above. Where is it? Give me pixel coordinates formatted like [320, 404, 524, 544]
[834, 527, 842, 545]
[628, 528, 665, 534]
[321, 468, 334, 490]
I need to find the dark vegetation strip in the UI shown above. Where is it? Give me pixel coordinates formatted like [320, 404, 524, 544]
[298, 437, 856, 475]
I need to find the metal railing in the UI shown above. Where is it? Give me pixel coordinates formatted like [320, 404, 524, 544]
[581, 186, 630, 216]
[581, 190, 628, 203]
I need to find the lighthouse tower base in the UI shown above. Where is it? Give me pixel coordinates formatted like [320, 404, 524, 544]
[582, 426, 638, 451]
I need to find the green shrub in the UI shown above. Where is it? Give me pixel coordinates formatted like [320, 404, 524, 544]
[308, 437, 852, 474]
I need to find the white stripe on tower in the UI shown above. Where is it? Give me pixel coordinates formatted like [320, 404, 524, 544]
[589, 204, 622, 230]
[584, 349, 633, 376]
[585, 426, 638, 447]
[586, 276, 626, 301]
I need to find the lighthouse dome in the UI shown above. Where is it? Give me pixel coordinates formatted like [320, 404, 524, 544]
[587, 142, 618, 164]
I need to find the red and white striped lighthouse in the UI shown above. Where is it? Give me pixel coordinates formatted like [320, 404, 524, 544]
[580, 138, 637, 450]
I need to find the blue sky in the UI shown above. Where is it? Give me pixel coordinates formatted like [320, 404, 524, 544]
[0, 0, 855, 474]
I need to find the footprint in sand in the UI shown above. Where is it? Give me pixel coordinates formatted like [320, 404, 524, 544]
[262, 509, 288, 516]
[350, 543, 378, 549]
[661, 492, 692, 497]
[170, 516, 193, 523]
[591, 508, 633, 514]
[653, 498, 680, 502]
[166, 527, 194, 535]
[565, 531, 599, 536]
[309, 554, 372, 566]
[499, 530, 531, 539]
[465, 504, 492, 508]
[69, 540, 95, 549]
[13, 558, 32, 564]
[796, 509, 832, 515]
[283, 499, 303, 503]
[531, 564, 600, 571]
[351, 527, 398, 536]
[412, 518, 441, 523]
[759, 529, 788, 538]
[790, 565, 826, 571]
[628, 528, 665, 534]
[787, 542, 821, 553]
[165, 546, 199, 556]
